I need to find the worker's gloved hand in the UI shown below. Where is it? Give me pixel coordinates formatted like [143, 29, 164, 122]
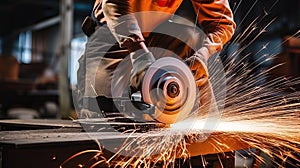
[185, 48, 209, 87]
[130, 51, 155, 94]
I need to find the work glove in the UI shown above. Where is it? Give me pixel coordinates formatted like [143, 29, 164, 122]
[185, 48, 209, 87]
[130, 51, 156, 94]
[185, 48, 214, 121]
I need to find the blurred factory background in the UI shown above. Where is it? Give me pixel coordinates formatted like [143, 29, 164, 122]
[0, 0, 299, 120]
[0, 0, 94, 119]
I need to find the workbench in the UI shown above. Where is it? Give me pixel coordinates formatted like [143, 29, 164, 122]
[0, 119, 247, 168]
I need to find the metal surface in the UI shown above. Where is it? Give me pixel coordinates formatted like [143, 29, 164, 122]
[142, 57, 197, 124]
[0, 119, 247, 168]
[0, 119, 80, 131]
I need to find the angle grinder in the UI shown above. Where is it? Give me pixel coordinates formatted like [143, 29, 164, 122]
[139, 56, 197, 124]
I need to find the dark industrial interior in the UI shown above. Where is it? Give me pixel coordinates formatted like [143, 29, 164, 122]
[0, 0, 299, 168]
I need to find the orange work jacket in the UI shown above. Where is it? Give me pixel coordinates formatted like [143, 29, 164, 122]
[93, 0, 236, 50]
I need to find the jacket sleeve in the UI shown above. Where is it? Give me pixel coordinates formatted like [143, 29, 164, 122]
[191, 0, 236, 53]
[101, 0, 144, 47]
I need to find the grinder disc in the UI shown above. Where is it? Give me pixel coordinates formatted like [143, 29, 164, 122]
[142, 57, 197, 124]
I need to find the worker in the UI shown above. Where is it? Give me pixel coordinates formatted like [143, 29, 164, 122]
[77, 0, 236, 118]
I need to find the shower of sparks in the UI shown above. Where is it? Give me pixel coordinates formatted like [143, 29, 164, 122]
[62, 1, 300, 168]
